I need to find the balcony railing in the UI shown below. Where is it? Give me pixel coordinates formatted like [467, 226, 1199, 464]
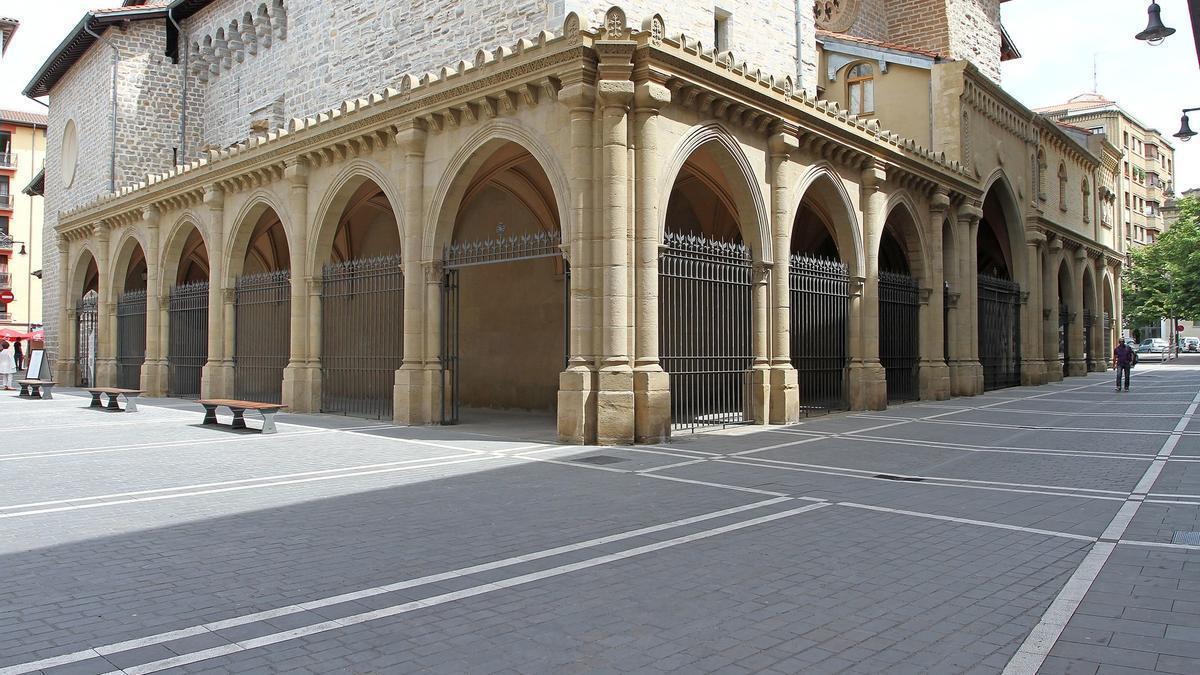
[0, 272, 10, 289]
[0, 153, 13, 169]
[0, 313, 10, 322]
[0, 232, 12, 250]
[0, 194, 12, 209]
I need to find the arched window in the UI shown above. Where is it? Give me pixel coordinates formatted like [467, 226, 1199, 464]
[1081, 178, 1091, 223]
[1058, 162, 1068, 211]
[846, 63, 874, 116]
[1036, 147, 1047, 201]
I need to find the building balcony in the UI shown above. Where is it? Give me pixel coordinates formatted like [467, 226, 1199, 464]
[0, 232, 12, 251]
[0, 193, 12, 209]
[0, 272, 10, 289]
[0, 312, 10, 322]
[0, 153, 13, 169]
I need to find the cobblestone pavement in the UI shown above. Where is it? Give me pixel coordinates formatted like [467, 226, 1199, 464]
[1, 358, 1199, 674]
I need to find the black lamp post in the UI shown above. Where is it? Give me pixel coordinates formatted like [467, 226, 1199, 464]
[1136, 2, 1177, 44]
[1175, 108, 1200, 142]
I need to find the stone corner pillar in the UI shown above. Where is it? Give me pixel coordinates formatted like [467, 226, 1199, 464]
[849, 163, 887, 411]
[139, 205, 169, 396]
[767, 127, 801, 424]
[951, 202, 983, 396]
[200, 186, 232, 399]
[1020, 231, 1047, 386]
[281, 159, 320, 412]
[94, 225, 117, 387]
[630, 80, 671, 443]
[1067, 248, 1088, 378]
[748, 262, 772, 425]
[919, 189, 951, 401]
[592, 28, 637, 446]
[1042, 235, 1065, 383]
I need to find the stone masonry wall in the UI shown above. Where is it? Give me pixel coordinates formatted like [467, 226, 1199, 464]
[848, 0, 889, 40]
[944, 0, 1000, 82]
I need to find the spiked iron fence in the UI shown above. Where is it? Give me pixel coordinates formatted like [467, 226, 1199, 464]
[75, 290, 98, 387]
[789, 254, 849, 411]
[1083, 309, 1094, 371]
[1059, 305, 1070, 377]
[234, 270, 290, 404]
[978, 274, 1021, 391]
[168, 281, 209, 398]
[1104, 313, 1112, 365]
[878, 270, 919, 402]
[660, 232, 754, 432]
[116, 289, 147, 389]
[321, 255, 404, 419]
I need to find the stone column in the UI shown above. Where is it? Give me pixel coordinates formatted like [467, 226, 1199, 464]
[631, 81, 670, 442]
[750, 262, 772, 423]
[1042, 237, 1064, 382]
[139, 205, 168, 396]
[281, 159, 319, 410]
[1094, 256, 1110, 371]
[593, 33, 637, 445]
[1021, 232, 1047, 385]
[201, 186, 232, 398]
[951, 203, 983, 396]
[767, 129, 800, 423]
[848, 163, 887, 410]
[557, 79, 598, 444]
[918, 189, 951, 400]
[94, 225, 117, 387]
[55, 237, 77, 385]
[394, 121, 436, 425]
[1068, 248, 1088, 377]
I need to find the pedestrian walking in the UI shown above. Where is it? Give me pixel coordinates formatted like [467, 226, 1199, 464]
[13, 339, 23, 372]
[1114, 340, 1135, 391]
[0, 340, 15, 391]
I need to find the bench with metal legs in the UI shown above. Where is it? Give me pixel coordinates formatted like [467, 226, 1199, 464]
[199, 399, 285, 434]
[16, 380, 56, 399]
[85, 388, 142, 412]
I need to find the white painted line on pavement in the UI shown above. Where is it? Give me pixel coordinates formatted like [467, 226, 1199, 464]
[1004, 385, 1200, 674]
[0, 497, 799, 675]
[0, 428, 332, 462]
[837, 502, 1097, 542]
[1118, 538, 1200, 551]
[117, 503, 833, 675]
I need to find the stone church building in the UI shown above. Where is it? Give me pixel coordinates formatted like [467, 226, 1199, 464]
[28, 0, 1125, 444]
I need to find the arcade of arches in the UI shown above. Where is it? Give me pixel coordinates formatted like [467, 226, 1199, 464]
[51, 13, 1124, 445]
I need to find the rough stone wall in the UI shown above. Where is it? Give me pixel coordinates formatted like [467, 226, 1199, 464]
[944, 0, 1000, 82]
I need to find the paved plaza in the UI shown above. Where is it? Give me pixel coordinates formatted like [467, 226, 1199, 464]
[1, 360, 1199, 674]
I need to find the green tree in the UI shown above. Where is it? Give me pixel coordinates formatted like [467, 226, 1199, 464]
[1123, 196, 1200, 340]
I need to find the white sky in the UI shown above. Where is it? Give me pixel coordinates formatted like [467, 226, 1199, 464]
[1, 0, 1198, 190]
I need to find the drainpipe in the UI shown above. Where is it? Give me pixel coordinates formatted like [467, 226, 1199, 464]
[794, 0, 804, 93]
[83, 20, 118, 193]
[167, 6, 187, 165]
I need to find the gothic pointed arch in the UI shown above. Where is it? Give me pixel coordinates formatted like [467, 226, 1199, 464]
[791, 162, 864, 276]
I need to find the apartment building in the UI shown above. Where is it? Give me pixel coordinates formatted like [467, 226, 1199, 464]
[0, 109, 47, 331]
[1037, 93, 1176, 247]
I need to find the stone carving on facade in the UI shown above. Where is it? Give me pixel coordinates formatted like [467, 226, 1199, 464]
[813, 0, 858, 33]
[604, 7, 627, 40]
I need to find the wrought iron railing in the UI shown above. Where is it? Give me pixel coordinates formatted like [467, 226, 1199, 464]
[443, 229, 561, 268]
[76, 291, 99, 387]
[168, 281, 209, 398]
[789, 254, 849, 411]
[0, 272, 10, 289]
[978, 274, 1021, 390]
[0, 153, 13, 169]
[879, 270, 920, 402]
[234, 269, 291, 404]
[0, 233, 12, 250]
[116, 289, 148, 389]
[0, 193, 13, 209]
[0, 312, 10, 322]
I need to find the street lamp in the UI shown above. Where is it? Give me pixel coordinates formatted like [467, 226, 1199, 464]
[1175, 108, 1200, 142]
[1136, 2, 1177, 45]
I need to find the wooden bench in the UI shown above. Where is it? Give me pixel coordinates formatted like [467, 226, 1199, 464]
[198, 399, 286, 434]
[16, 380, 57, 400]
[86, 387, 143, 412]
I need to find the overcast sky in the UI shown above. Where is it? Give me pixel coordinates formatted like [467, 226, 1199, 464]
[1, 0, 1198, 190]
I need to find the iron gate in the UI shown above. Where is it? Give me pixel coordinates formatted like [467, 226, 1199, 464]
[1083, 310, 1094, 371]
[321, 255, 404, 419]
[879, 270, 919, 402]
[943, 283, 951, 364]
[439, 230, 566, 425]
[168, 281, 209, 398]
[116, 289, 147, 389]
[1059, 305, 1070, 377]
[1104, 313, 1112, 366]
[660, 232, 754, 432]
[789, 254, 848, 411]
[75, 290, 98, 387]
[234, 270, 290, 404]
[978, 274, 1021, 391]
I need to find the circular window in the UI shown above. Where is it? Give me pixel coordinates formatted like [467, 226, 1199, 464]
[813, 0, 860, 32]
[61, 119, 79, 188]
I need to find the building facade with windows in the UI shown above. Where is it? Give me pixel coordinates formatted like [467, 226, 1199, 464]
[30, 0, 1123, 444]
[0, 109, 46, 332]
[1037, 93, 1176, 249]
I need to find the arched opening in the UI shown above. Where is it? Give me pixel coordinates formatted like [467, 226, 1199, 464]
[660, 145, 755, 431]
[879, 205, 922, 402]
[113, 238, 148, 389]
[73, 253, 100, 387]
[232, 205, 291, 403]
[942, 218, 956, 366]
[165, 224, 210, 398]
[978, 183, 1022, 390]
[316, 177, 404, 419]
[789, 172, 854, 411]
[1057, 260, 1072, 378]
[440, 142, 565, 424]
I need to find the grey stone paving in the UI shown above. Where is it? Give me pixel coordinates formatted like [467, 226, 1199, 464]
[0, 358, 1198, 674]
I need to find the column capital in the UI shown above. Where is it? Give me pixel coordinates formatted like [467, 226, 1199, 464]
[929, 187, 951, 213]
[1046, 235, 1063, 253]
[1025, 231, 1046, 247]
[768, 127, 801, 159]
[283, 158, 309, 185]
[558, 82, 596, 110]
[305, 276, 321, 295]
[395, 121, 428, 154]
[633, 81, 671, 111]
[203, 184, 224, 209]
[860, 162, 887, 190]
[956, 201, 983, 224]
[597, 79, 634, 107]
[141, 204, 161, 225]
[422, 260, 444, 284]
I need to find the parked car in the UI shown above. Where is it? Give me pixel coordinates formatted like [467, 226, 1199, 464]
[1184, 337, 1200, 353]
[1139, 338, 1169, 353]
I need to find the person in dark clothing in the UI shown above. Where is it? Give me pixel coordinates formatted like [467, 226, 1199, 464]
[1114, 341, 1135, 391]
[12, 339, 22, 372]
